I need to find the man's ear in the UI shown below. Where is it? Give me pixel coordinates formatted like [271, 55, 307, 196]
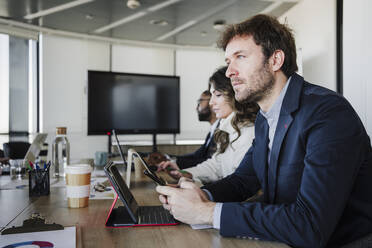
[270, 50, 285, 72]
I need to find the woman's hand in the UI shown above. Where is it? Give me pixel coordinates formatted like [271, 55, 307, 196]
[169, 170, 193, 180]
[157, 161, 180, 171]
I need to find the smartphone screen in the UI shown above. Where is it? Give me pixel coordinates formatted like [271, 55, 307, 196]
[143, 170, 166, 186]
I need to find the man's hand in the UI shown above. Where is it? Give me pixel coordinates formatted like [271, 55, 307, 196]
[157, 161, 180, 172]
[156, 180, 216, 225]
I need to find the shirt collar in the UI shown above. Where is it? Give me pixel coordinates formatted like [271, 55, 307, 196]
[218, 112, 235, 134]
[210, 118, 220, 134]
[260, 76, 291, 120]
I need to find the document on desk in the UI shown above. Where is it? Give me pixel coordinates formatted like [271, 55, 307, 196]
[190, 224, 213, 230]
[89, 177, 115, 200]
[0, 226, 76, 247]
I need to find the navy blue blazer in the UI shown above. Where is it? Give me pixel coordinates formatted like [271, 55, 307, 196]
[176, 123, 218, 169]
[203, 74, 372, 247]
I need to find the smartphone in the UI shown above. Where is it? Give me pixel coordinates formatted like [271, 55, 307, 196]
[143, 170, 166, 186]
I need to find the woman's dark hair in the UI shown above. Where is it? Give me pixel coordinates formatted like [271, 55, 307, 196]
[201, 90, 211, 97]
[209, 66, 259, 153]
[218, 14, 298, 78]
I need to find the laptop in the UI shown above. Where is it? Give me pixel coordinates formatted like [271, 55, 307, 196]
[23, 133, 48, 166]
[104, 161, 178, 227]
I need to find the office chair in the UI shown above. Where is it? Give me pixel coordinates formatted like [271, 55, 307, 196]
[3, 142, 31, 159]
[0, 149, 8, 165]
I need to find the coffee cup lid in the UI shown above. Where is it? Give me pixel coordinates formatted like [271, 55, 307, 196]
[65, 164, 92, 174]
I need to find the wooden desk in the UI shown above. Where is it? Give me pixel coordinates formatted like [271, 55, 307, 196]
[0, 189, 37, 228]
[1, 175, 289, 248]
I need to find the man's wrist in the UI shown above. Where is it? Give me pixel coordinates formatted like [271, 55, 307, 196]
[202, 202, 216, 225]
[212, 203, 222, 229]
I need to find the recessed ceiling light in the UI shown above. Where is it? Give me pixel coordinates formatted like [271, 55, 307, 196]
[200, 31, 207, 37]
[94, 0, 181, 33]
[213, 19, 226, 31]
[127, 0, 141, 9]
[85, 14, 94, 20]
[149, 19, 169, 26]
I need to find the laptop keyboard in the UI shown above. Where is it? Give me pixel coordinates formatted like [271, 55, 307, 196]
[138, 206, 176, 225]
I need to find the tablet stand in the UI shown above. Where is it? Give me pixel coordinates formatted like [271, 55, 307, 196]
[105, 195, 135, 228]
[126, 149, 135, 188]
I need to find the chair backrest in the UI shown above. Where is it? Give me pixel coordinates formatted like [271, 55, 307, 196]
[0, 149, 4, 158]
[3, 142, 31, 159]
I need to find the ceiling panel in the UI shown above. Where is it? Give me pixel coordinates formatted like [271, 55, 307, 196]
[267, 2, 297, 18]
[0, 0, 300, 46]
[174, 0, 273, 46]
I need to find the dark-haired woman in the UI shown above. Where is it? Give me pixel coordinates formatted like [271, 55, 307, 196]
[159, 66, 259, 184]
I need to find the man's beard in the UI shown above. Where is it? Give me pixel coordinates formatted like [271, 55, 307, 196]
[232, 61, 274, 103]
[197, 107, 212, 121]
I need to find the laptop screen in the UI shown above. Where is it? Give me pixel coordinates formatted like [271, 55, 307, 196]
[24, 133, 48, 165]
[105, 162, 139, 221]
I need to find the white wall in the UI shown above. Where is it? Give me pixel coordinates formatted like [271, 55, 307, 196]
[176, 49, 225, 138]
[343, 0, 372, 136]
[112, 45, 175, 75]
[279, 0, 336, 90]
[41, 34, 224, 159]
[42, 35, 110, 159]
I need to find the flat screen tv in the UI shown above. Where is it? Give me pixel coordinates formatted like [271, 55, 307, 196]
[88, 70, 180, 135]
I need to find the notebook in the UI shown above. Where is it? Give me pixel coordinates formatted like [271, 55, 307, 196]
[104, 161, 178, 227]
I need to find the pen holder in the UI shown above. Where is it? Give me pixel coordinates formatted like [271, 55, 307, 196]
[29, 169, 50, 197]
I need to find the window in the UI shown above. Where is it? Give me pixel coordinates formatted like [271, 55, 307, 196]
[0, 33, 38, 138]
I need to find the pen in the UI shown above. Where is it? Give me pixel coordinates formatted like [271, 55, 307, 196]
[26, 162, 33, 171]
[28, 161, 34, 169]
[41, 161, 51, 181]
[166, 167, 188, 174]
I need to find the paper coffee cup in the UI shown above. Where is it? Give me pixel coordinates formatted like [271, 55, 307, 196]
[65, 164, 92, 208]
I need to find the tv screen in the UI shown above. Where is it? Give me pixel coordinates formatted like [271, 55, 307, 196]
[88, 70, 180, 135]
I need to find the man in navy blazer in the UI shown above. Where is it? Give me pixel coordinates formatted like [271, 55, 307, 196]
[149, 91, 218, 168]
[156, 14, 372, 247]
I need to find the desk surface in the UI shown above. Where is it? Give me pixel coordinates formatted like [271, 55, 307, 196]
[0, 173, 289, 248]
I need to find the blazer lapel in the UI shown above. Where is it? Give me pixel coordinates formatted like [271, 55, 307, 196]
[267, 73, 304, 203]
[268, 114, 293, 202]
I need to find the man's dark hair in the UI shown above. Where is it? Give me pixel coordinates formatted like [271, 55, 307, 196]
[218, 14, 298, 78]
